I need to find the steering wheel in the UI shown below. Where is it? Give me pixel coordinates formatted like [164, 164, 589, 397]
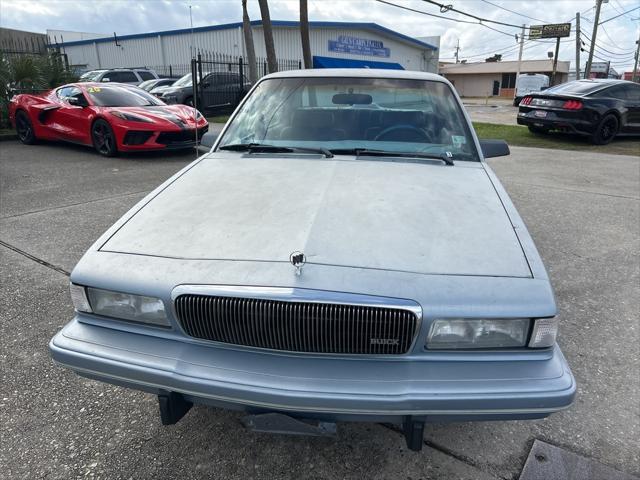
[374, 124, 432, 143]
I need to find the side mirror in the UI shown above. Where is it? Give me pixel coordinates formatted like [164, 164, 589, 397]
[197, 131, 218, 154]
[479, 139, 510, 158]
[102, 77, 111, 82]
[67, 97, 86, 107]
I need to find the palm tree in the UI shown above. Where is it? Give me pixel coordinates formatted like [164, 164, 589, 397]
[257, 0, 278, 73]
[242, 0, 258, 83]
[300, 0, 312, 69]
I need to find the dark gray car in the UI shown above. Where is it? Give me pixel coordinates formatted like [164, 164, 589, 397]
[153, 72, 251, 111]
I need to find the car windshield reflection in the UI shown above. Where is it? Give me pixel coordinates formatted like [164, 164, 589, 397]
[218, 77, 479, 161]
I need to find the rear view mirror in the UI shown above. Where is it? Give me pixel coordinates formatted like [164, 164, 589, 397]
[198, 131, 218, 154]
[332, 93, 372, 105]
[479, 139, 510, 158]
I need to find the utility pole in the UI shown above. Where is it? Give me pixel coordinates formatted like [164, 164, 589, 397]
[575, 12, 581, 80]
[551, 36, 561, 85]
[454, 39, 460, 63]
[585, 0, 603, 79]
[514, 24, 525, 100]
[632, 35, 639, 83]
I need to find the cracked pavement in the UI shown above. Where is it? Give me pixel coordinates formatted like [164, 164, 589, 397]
[1, 139, 638, 479]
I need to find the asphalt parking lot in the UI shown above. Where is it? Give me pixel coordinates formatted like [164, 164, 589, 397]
[1, 139, 639, 479]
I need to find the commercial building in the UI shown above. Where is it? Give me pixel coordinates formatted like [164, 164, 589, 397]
[54, 20, 439, 75]
[0, 27, 48, 55]
[439, 59, 570, 98]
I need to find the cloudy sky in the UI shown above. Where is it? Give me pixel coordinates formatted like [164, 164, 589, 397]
[1, 0, 638, 72]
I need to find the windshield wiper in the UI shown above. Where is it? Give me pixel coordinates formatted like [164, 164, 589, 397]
[219, 143, 333, 158]
[330, 148, 454, 166]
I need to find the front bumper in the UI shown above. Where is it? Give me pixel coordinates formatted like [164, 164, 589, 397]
[50, 317, 575, 422]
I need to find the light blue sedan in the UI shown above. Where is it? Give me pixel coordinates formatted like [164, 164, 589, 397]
[50, 69, 575, 451]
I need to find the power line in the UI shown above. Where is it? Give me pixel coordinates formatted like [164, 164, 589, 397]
[599, 5, 640, 24]
[581, 32, 635, 55]
[375, 0, 478, 25]
[478, 0, 550, 24]
[375, 0, 518, 37]
[420, 0, 527, 29]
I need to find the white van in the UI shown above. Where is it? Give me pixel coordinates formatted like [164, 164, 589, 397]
[514, 74, 550, 106]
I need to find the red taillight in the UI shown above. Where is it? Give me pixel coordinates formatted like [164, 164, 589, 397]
[520, 96, 533, 106]
[563, 100, 583, 110]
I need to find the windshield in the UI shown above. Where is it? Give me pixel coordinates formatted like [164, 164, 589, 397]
[84, 85, 163, 107]
[218, 77, 479, 161]
[173, 74, 192, 87]
[138, 79, 157, 90]
[79, 70, 106, 81]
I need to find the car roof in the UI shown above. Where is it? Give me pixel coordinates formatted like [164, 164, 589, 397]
[262, 68, 447, 83]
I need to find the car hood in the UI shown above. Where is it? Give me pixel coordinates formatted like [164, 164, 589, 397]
[100, 154, 531, 278]
[105, 105, 202, 126]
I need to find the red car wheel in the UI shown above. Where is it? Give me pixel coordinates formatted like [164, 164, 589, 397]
[15, 111, 37, 145]
[91, 119, 118, 157]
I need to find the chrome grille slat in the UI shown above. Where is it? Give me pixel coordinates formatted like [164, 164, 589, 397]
[175, 294, 418, 355]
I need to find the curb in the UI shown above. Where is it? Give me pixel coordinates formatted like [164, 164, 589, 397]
[0, 132, 17, 142]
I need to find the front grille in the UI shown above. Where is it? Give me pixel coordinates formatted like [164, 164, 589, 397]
[157, 126, 208, 145]
[123, 130, 153, 145]
[174, 295, 418, 355]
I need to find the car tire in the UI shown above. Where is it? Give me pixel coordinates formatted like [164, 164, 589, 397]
[527, 125, 550, 135]
[184, 96, 194, 107]
[591, 114, 619, 145]
[91, 119, 118, 157]
[15, 110, 37, 145]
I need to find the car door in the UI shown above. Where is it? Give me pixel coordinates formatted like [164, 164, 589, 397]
[49, 87, 93, 144]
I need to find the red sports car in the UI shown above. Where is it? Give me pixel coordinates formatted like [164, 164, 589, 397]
[8, 82, 209, 156]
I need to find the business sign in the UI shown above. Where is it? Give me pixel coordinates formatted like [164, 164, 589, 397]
[589, 62, 610, 74]
[328, 36, 390, 58]
[529, 23, 571, 39]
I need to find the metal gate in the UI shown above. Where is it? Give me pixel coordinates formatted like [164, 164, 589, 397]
[191, 53, 302, 115]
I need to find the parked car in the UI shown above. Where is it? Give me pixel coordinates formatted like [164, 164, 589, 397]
[78, 68, 159, 85]
[154, 71, 251, 110]
[512, 73, 549, 106]
[138, 78, 177, 92]
[150, 72, 194, 99]
[9, 82, 208, 156]
[49, 69, 575, 451]
[517, 79, 640, 144]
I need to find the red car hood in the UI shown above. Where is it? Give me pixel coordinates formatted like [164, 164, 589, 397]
[102, 105, 203, 128]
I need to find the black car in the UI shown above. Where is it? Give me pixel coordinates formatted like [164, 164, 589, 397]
[517, 79, 640, 144]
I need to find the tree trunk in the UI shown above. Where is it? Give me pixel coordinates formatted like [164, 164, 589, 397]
[300, 0, 312, 69]
[257, 0, 278, 73]
[241, 0, 258, 83]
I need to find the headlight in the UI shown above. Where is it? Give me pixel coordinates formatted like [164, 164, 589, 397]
[110, 111, 154, 123]
[426, 318, 530, 349]
[70, 284, 169, 327]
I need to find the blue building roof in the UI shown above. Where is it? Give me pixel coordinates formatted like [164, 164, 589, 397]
[54, 20, 438, 51]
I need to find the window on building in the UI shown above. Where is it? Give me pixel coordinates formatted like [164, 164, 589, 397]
[501, 73, 516, 89]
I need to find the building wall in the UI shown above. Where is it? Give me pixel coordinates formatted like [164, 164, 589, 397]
[60, 25, 437, 73]
[446, 73, 501, 97]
